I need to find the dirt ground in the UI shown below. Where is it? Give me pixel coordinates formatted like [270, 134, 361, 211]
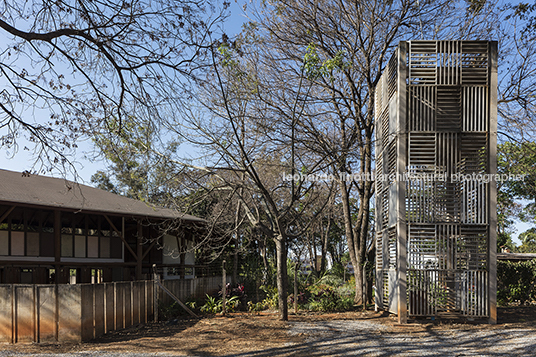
[3, 306, 536, 356]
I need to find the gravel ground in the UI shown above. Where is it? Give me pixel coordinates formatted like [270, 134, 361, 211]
[283, 320, 536, 356]
[2, 318, 536, 356]
[0, 351, 172, 357]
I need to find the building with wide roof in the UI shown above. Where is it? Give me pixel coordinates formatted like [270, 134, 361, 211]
[0, 169, 205, 284]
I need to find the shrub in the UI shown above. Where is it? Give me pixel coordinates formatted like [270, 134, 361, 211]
[159, 298, 200, 320]
[497, 259, 536, 305]
[260, 285, 279, 310]
[247, 301, 266, 313]
[304, 282, 355, 312]
[200, 294, 240, 314]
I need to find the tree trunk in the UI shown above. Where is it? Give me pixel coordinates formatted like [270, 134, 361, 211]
[275, 233, 288, 321]
[320, 218, 331, 273]
[258, 234, 269, 285]
[337, 177, 363, 304]
[233, 198, 241, 286]
[233, 233, 238, 286]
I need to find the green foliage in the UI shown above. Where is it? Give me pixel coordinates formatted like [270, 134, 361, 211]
[497, 259, 536, 305]
[247, 269, 356, 313]
[305, 282, 355, 312]
[518, 228, 536, 253]
[159, 298, 200, 320]
[295, 269, 356, 312]
[303, 43, 347, 80]
[200, 294, 240, 314]
[218, 43, 239, 68]
[497, 231, 515, 252]
[247, 301, 266, 313]
[497, 141, 536, 251]
[498, 141, 536, 223]
[260, 285, 279, 310]
[91, 115, 173, 203]
[200, 295, 221, 314]
[329, 262, 346, 279]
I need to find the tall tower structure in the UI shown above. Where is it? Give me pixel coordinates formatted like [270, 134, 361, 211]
[374, 41, 497, 323]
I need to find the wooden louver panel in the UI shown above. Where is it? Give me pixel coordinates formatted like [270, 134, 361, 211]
[375, 41, 496, 320]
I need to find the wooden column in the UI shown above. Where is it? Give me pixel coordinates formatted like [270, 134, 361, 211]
[488, 41, 498, 325]
[136, 221, 143, 280]
[396, 41, 408, 324]
[180, 238, 186, 279]
[54, 210, 61, 284]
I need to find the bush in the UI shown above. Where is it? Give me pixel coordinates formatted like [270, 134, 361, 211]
[304, 282, 355, 312]
[200, 294, 240, 314]
[246, 273, 356, 314]
[260, 285, 279, 310]
[159, 298, 200, 320]
[497, 259, 536, 305]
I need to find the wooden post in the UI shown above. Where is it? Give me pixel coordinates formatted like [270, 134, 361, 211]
[180, 238, 185, 279]
[54, 210, 61, 282]
[222, 260, 226, 315]
[152, 265, 159, 322]
[136, 222, 143, 280]
[54, 210, 61, 341]
[488, 40, 498, 325]
[396, 41, 408, 324]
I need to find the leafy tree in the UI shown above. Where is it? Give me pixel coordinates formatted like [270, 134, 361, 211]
[498, 141, 536, 224]
[518, 228, 536, 253]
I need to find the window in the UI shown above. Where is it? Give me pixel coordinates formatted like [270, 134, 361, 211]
[99, 236, 110, 258]
[61, 234, 73, 257]
[0, 231, 8, 255]
[88, 236, 99, 258]
[11, 231, 25, 256]
[74, 235, 86, 257]
[27, 232, 40, 256]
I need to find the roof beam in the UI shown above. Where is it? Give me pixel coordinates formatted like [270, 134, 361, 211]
[0, 205, 16, 223]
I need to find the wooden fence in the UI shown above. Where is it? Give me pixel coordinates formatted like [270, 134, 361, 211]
[0, 281, 153, 343]
[0, 276, 223, 343]
[160, 276, 222, 305]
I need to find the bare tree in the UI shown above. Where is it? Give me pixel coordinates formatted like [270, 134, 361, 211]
[155, 34, 339, 319]
[0, 0, 227, 173]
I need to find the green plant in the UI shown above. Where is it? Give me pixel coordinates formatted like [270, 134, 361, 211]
[304, 281, 356, 312]
[200, 295, 221, 314]
[247, 301, 266, 313]
[159, 298, 201, 320]
[497, 259, 536, 305]
[336, 296, 355, 311]
[260, 285, 278, 310]
[200, 294, 240, 314]
[225, 296, 240, 311]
